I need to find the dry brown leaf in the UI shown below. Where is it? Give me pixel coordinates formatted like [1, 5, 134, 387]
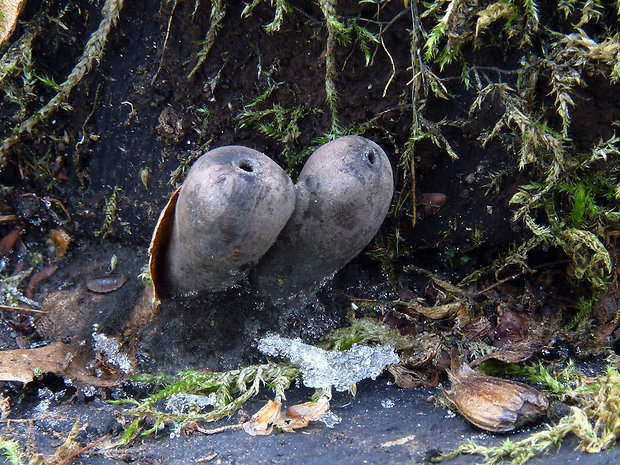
[242, 400, 282, 436]
[49, 228, 72, 257]
[470, 337, 543, 367]
[405, 299, 472, 326]
[0, 0, 26, 46]
[0, 340, 123, 387]
[148, 186, 180, 304]
[0, 224, 24, 257]
[242, 396, 331, 436]
[280, 396, 330, 431]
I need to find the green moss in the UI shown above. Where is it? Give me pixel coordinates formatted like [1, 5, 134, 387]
[113, 363, 300, 445]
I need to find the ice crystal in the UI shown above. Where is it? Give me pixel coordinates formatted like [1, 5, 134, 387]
[257, 334, 398, 391]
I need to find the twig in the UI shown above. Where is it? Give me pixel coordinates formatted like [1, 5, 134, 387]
[54, 433, 110, 465]
[152, 0, 178, 84]
[196, 453, 218, 463]
[0, 304, 48, 314]
[0, 215, 21, 224]
[195, 423, 242, 435]
[470, 271, 525, 297]
[471, 259, 571, 297]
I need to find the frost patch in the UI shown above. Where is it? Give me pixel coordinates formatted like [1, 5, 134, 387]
[257, 334, 399, 391]
[165, 393, 218, 414]
[92, 331, 132, 373]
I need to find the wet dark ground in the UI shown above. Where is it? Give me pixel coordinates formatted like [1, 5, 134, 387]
[2, 378, 619, 465]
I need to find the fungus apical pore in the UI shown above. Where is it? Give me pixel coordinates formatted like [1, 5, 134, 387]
[251, 135, 394, 297]
[149, 146, 295, 300]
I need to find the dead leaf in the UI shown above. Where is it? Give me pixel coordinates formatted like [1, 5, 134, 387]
[49, 229, 72, 257]
[381, 434, 418, 449]
[0, 340, 123, 387]
[0, 224, 24, 257]
[242, 395, 331, 436]
[0, 0, 26, 46]
[470, 337, 543, 366]
[404, 299, 472, 326]
[242, 400, 282, 436]
[280, 396, 330, 431]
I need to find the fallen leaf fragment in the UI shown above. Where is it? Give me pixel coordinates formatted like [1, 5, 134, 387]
[0, 224, 24, 257]
[242, 395, 332, 436]
[242, 400, 282, 436]
[50, 228, 72, 257]
[381, 434, 418, 449]
[404, 299, 472, 326]
[0, 340, 123, 387]
[26, 263, 58, 298]
[442, 350, 548, 432]
[280, 396, 331, 431]
[0, 0, 26, 46]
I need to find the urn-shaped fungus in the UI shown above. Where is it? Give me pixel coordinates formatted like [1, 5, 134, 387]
[251, 135, 394, 297]
[150, 146, 295, 299]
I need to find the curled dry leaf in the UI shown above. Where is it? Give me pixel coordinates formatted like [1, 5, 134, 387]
[26, 263, 58, 299]
[0, 0, 26, 46]
[49, 228, 72, 257]
[148, 186, 181, 304]
[442, 351, 548, 432]
[0, 224, 24, 257]
[242, 400, 282, 436]
[242, 396, 331, 436]
[280, 396, 331, 431]
[404, 299, 472, 326]
[86, 274, 127, 293]
[0, 340, 122, 387]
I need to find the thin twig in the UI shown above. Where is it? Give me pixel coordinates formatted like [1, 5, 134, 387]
[0, 215, 21, 223]
[152, 0, 178, 84]
[195, 423, 242, 435]
[54, 433, 110, 465]
[0, 304, 48, 314]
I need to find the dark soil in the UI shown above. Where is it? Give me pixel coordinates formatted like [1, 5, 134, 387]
[0, 0, 618, 464]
